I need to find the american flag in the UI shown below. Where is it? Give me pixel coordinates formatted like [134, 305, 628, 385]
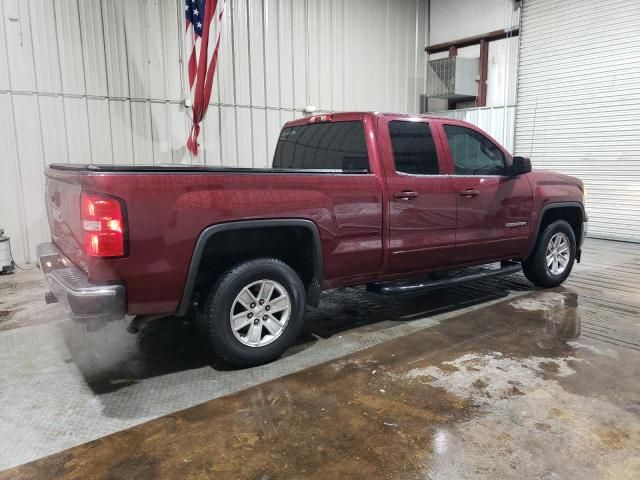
[185, 0, 226, 156]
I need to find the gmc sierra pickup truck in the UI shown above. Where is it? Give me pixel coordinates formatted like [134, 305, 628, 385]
[38, 112, 587, 366]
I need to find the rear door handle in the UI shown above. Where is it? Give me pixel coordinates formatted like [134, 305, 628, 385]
[459, 189, 480, 198]
[393, 190, 418, 200]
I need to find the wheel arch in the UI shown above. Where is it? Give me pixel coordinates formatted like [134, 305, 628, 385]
[528, 202, 586, 260]
[175, 219, 324, 316]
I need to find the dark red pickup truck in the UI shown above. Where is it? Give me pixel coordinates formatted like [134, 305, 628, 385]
[39, 112, 587, 366]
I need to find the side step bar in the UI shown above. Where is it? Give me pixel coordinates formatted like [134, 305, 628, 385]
[367, 261, 522, 295]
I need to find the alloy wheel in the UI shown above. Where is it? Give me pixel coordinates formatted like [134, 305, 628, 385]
[546, 232, 570, 275]
[229, 279, 291, 348]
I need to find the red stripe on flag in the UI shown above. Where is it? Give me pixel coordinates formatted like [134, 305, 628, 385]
[186, 0, 224, 156]
[188, 48, 197, 89]
[201, 36, 221, 108]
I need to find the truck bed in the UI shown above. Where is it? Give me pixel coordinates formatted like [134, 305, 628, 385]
[45, 163, 384, 315]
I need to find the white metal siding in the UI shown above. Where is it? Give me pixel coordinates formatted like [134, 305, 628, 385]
[0, 0, 428, 263]
[433, 105, 516, 154]
[515, 0, 640, 242]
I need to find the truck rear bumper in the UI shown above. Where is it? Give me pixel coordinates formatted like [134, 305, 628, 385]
[37, 243, 125, 321]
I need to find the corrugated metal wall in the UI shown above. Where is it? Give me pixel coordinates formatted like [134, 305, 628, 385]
[0, 0, 428, 263]
[432, 105, 516, 154]
[515, 0, 640, 242]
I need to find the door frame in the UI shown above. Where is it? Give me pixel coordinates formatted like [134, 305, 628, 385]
[375, 114, 457, 276]
[434, 119, 533, 263]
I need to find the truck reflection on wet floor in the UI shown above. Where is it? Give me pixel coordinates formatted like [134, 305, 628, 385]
[60, 273, 534, 395]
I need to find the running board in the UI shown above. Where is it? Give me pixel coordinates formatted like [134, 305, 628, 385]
[367, 261, 522, 295]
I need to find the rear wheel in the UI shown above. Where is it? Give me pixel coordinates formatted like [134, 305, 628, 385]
[523, 219, 576, 287]
[200, 258, 306, 367]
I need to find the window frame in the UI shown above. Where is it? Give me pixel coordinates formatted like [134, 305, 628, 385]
[388, 119, 443, 177]
[442, 123, 508, 177]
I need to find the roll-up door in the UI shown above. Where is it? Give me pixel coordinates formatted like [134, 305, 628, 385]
[515, 0, 640, 242]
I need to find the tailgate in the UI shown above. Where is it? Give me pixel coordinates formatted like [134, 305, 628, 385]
[45, 168, 86, 270]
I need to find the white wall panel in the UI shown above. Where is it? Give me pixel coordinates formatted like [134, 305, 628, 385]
[53, 0, 85, 95]
[39, 96, 67, 165]
[434, 105, 516, 154]
[130, 101, 154, 164]
[3, 0, 36, 91]
[266, 108, 281, 166]
[277, 0, 294, 110]
[150, 102, 172, 164]
[515, 0, 640, 242]
[160, 0, 183, 101]
[29, 0, 61, 93]
[252, 108, 268, 166]
[486, 36, 518, 107]
[63, 97, 91, 164]
[306, 0, 320, 109]
[78, 0, 108, 96]
[12, 94, 47, 263]
[102, 1, 130, 98]
[0, 93, 27, 263]
[1, 0, 427, 263]
[109, 100, 135, 164]
[219, 105, 238, 165]
[168, 102, 189, 163]
[263, 0, 279, 108]
[202, 105, 222, 166]
[236, 107, 253, 167]
[248, 0, 266, 107]
[291, 0, 307, 110]
[148, 1, 171, 100]
[87, 98, 114, 165]
[217, 3, 235, 105]
[0, 2, 10, 90]
[430, 0, 519, 45]
[124, 0, 151, 99]
[232, 0, 251, 106]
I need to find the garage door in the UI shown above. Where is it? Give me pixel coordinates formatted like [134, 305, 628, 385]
[515, 0, 640, 242]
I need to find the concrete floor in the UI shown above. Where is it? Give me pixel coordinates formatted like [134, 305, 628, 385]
[0, 239, 639, 479]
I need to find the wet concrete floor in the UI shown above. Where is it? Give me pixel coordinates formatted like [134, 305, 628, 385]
[2, 286, 639, 479]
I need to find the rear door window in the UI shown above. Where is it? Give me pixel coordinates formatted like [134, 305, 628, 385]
[273, 121, 369, 171]
[388, 121, 440, 175]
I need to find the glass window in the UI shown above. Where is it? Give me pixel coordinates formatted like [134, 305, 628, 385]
[388, 121, 440, 175]
[272, 121, 369, 171]
[444, 125, 506, 175]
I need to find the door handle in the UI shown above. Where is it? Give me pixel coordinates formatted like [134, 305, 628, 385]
[459, 189, 480, 198]
[393, 190, 418, 200]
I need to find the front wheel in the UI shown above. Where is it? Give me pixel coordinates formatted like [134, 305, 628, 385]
[200, 258, 306, 367]
[522, 219, 576, 287]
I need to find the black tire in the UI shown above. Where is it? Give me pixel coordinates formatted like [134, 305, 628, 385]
[522, 219, 576, 287]
[200, 258, 306, 367]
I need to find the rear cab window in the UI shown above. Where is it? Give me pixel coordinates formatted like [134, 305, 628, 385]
[273, 121, 370, 172]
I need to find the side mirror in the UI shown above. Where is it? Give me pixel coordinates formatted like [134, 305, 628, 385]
[511, 156, 532, 176]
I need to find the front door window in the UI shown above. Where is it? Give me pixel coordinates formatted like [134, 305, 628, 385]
[444, 125, 505, 176]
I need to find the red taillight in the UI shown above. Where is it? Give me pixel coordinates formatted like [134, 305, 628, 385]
[81, 193, 126, 257]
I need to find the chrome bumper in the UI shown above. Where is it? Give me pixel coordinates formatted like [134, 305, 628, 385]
[37, 243, 125, 321]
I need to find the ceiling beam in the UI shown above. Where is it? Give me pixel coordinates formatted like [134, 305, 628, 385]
[425, 27, 519, 54]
